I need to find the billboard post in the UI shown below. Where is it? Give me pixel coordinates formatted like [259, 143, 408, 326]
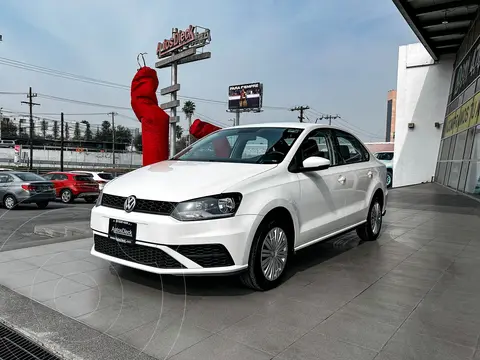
[155, 25, 211, 156]
[227, 82, 263, 126]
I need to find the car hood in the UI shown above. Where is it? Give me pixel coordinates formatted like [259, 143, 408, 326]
[103, 160, 277, 202]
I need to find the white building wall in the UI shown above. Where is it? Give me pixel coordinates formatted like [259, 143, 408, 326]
[393, 43, 454, 188]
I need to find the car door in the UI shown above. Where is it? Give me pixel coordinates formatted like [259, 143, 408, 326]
[47, 173, 63, 197]
[331, 129, 373, 226]
[292, 128, 348, 248]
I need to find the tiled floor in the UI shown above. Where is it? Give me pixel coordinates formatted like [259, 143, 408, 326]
[0, 183, 479, 359]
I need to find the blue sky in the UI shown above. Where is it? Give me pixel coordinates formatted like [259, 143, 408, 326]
[0, 0, 417, 141]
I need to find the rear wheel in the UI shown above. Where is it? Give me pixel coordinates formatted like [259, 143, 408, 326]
[240, 219, 290, 291]
[36, 201, 49, 209]
[60, 189, 74, 203]
[3, 195, 17, 210]
[386, 170, 393, 188]
[84, 196, 97, 204]
[356, 196, 383, 242]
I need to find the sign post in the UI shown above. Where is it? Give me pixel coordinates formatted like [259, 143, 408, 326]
[156, 25, 211, 157]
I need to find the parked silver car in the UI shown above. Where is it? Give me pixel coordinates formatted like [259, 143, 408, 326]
[0, 172, 56, 209]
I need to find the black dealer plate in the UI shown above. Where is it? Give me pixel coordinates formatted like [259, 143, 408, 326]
[108, 218, 137, 245]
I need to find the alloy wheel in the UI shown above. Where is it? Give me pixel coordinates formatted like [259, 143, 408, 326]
[260, 227, 288, 281]
[371, 201, 382, 235]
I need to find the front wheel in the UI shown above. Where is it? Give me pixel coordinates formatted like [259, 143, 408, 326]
[36, 201, 49, 209]
[356, 196, 383, 242]
[240, 219, 290, 291]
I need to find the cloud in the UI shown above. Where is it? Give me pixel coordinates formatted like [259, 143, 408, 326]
[0, 0, 417, 141]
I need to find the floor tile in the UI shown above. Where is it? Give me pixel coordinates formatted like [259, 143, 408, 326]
[313, 310, 397, 351]
[378, 328, 475, 360]
[220, 314, 306, 356]
[275, 332, 377, 360]
[170, 334, 271, 360]
[15, 277, 89, 303]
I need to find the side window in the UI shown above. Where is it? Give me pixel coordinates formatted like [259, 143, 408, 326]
[59, 174, 69, 180]
[333, 130, 369, 165]
[43, 174, 53, 180]
[241, 136, 269, 159]
[0, 175, 9, 183]
[298, 129, 334, 163]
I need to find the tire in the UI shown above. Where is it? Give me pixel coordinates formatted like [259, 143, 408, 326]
[386, 170, 393, 189]
[36, 201, 49, 209]
[3, 195, 17, 210]
[240, 218, 291, 291]
[60, 189, 74, 203]
[356, 195, 383, 242]
[84, 196, 97, 204]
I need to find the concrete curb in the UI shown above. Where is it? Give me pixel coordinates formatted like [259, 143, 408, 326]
[34, 221, 91, 238]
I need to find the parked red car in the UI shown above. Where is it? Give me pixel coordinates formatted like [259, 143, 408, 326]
[42, 172, 100, 203]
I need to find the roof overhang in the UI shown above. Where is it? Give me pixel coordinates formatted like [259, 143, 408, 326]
[392, 0, 479, 61]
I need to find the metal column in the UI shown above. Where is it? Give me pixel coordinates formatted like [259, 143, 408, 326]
[170, 62, 178, 157]
[235, 110, 240, 126]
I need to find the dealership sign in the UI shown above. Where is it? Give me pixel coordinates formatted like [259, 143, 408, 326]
[156, 25, 211, 59]
[450, 36, 480, 102]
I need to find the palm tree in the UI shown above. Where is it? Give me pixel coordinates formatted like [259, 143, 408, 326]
[182, 100, 196, 145]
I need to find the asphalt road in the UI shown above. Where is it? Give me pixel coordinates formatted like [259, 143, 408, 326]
[0, 200, 93, 252]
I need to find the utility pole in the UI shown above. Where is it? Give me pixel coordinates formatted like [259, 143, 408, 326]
[60, 112, 64, 171]
[108, 112, 117, 167]
[316, 114, 340, 126]
[21, 87, 40, 170]
[0, 107, 3, 140]
[291, 106, 309, 122]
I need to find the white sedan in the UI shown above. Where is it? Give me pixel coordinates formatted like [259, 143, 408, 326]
[90, 123, 387, 291]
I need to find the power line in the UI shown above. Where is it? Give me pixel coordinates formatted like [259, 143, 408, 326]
[290, 106, 309, 122]
[316, 114, 340, 126]
[0, 57, 290, 110]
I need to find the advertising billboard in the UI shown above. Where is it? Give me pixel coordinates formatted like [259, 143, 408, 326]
[228, 83, 263, 111]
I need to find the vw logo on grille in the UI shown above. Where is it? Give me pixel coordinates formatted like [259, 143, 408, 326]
[124, 195, 136, 213]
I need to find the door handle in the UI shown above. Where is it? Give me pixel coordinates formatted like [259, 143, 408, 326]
[338, 175, 346, 184]
[367, 170, 373, 178]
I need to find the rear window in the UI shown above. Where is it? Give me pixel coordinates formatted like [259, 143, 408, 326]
[98, 173, 114, 180]
[74, 175, 94, 181]
[14, 173, 45, 181]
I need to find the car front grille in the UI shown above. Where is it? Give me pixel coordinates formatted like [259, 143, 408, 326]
[101, 194, 176, 215]
[94, 235, 184, 269]
[167, 244, 235, 267]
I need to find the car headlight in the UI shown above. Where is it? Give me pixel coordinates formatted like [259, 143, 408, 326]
[95, 191, 103, 207]
[171, 193, 242, 221]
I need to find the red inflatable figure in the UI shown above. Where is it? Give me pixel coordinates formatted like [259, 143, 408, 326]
[189, 118, 231, 157]
[131, 66, 170, 166]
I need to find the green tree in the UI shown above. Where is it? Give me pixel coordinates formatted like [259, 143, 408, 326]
[52, 120, 59, 139]
[133, 133, 142, 151]
[73, 122, 81, 140]
[182, 100, 195, 145]
[100, 120, 112, 141]
[0, 118, 18, 139]
[82, 120, 93, 141]
[64, 122, 70, 140]
[175, 124, 183, 140]
[115, 125, 132, 145]
[40, 119, 48, 139]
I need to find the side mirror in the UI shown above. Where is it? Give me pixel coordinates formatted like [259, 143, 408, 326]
[301, 156, 330, 172]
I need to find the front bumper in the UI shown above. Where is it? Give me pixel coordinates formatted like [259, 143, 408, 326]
[90, 205, 259, 275]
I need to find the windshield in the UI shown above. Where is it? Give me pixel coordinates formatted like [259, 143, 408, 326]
[174, 127, 304, 164]
[98, 173, 114, 180]
[13, 172, 46, 182]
